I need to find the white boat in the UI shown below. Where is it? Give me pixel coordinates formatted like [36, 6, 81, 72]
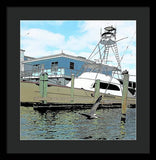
[66, 72, 134, 97]
[66, 26, 136, 98]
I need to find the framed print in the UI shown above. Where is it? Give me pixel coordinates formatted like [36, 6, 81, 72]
[1, 4, 150, 159]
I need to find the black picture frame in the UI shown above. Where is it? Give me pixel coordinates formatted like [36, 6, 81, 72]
[1, 2, 150, 160]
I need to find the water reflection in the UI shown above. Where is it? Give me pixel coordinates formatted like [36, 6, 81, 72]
[20, 107, 136, 140]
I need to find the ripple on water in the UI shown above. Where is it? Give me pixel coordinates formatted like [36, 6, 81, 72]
[20, 107, 136, 140]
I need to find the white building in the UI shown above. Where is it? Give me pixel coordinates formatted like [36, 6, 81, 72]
[20, 49, 25, 72]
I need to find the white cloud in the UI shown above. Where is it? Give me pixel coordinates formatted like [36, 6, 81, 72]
[21, 28, 65, 57]
[22, 28, 64, 46]
[78, 51, 92, 58]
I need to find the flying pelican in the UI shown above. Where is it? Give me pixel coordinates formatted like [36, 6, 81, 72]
[79, 95, 102, 119]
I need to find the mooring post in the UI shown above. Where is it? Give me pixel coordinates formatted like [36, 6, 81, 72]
[71, 74, 74, 103]
[39, 71, 48, 104]
[120, 120, 126, 139]
[94, 79, 100, 100]
[121, 70, 129, 123]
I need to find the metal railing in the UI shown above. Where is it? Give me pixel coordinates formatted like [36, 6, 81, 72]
[20, 67, 81, 79]
[21, 68, 65, 78]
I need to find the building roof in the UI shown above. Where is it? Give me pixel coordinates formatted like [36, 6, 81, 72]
[20, 49, 25, 52]
[23, 52, 89, 63]
[22, 52, 118, 70]
[24, 55, 35, 59]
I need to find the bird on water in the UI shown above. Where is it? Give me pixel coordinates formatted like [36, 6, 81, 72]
[79, 95, 102, 119]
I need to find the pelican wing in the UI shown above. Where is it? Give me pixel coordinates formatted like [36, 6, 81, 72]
[90, 96, 102, 116]
[90, 102, 100, 116]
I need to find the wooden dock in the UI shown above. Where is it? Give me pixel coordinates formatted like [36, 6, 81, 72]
[20, 81, 136, 110]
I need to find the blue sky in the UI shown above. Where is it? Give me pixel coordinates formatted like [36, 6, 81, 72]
[20, 20, 136, 81]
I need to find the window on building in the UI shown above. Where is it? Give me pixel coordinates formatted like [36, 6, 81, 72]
[93, 82, 120, 91]
[51, 62, 58, 71]
[70, 62, 74, 70]
[33, 64, 41, 73]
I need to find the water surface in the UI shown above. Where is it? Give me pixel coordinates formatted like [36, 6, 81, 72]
[20, 107, 136, 140]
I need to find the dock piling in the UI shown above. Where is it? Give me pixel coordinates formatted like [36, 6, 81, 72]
[39, 72, 48, 104]
[121, 70, 129, 123]
[71, 74, 74, 103]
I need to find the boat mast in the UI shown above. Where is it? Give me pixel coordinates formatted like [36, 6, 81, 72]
[77, 25, 128, 80]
